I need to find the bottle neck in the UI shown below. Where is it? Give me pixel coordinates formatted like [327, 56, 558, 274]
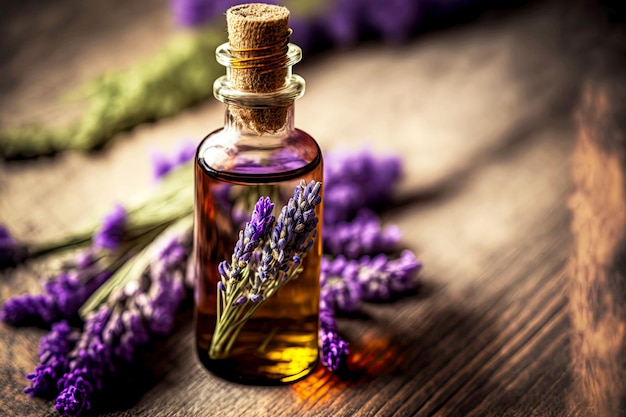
[214, 42, 305, 136]
[224, 102, 295, 136]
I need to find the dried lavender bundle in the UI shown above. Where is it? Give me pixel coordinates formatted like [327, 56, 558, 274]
[211, 181, 322, 359]
[55, 224, 192, 417]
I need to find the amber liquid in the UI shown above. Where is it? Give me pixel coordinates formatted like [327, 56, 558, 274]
[194, 127, 323, 384]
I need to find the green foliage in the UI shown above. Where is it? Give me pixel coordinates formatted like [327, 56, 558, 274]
[0, 29, 223, 159]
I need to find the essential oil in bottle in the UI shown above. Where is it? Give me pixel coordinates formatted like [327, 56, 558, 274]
[193, 3, 323, 385]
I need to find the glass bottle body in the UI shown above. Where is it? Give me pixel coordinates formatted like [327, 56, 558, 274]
[194, 105, 323, 384]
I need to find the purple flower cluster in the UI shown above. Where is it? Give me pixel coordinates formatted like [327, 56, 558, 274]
[1, 251, 111, 326]
[323, 209, 402, 258]
[24, 321, 79, 397]
[94, 205, 127, 250]
[321, 250, 421, 313]
[54, 232, 191, 416]
[150, 140, 196, 180]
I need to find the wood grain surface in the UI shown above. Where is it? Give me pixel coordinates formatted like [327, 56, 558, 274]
[1, 0, 625, 416]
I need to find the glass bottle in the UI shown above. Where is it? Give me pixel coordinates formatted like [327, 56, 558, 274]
[193, 8, 323, 385]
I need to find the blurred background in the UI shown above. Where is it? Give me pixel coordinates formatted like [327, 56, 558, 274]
[1, 0, 624, 250]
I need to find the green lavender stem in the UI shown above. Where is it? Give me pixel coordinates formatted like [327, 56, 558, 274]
[209, 266, 303, 359]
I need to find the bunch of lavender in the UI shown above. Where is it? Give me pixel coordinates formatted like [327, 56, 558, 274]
[210, 180, 322, 359]
[0, 205, 129, 326]
[52, 220, 192, 417]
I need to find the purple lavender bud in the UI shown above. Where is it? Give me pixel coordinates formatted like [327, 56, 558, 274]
[24, 321, 79, 397]
[324, 209, 402, 258]
[218, 281, 226, 292]
[235, 296, 247, 306]
[217, 260, 230, 279]
[1, 294, 57, 325]
[56, 383, 91, 417]
[0, 225, 29, 269]
[151, 140, 196, 180]
[94, 204, 127, 250]
[249, 294, 263, 303]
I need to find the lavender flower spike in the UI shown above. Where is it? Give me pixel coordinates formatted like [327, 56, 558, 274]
[319, 299, 349, 372]
[223, 196, 274, 284]
[24, 321, 79, 397]
[1, 250, 111, 326]
[356, 250, 422, 301]
[56, 307, 113, 417]
[320, 256, 361, 313]
[94, 204, 127, 250]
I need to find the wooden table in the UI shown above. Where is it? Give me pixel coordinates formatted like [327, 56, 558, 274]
[1, 0, 625, 415]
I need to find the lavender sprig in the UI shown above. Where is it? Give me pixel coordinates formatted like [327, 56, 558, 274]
[24, 321, 80, 398]
[323, 209, 402, 258]
[320, 250, 421, 313]
[210, 180, 322, 359]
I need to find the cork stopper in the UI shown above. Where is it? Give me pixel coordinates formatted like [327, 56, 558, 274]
[226, 3, 292, 134]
